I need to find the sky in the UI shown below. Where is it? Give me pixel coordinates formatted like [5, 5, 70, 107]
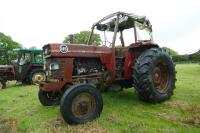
[0, 0, 200, 55]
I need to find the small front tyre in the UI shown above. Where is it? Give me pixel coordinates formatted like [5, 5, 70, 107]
[38, 89, 61, 106]
[60, 84, 103, 124]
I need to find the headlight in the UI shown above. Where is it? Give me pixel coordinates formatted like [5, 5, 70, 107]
[49, 63, 59, 70]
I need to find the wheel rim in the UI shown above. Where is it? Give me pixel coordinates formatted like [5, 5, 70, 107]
[71, 92, 96, 119]
[152, 63, 170, 93]
[32, 72, 46, 84]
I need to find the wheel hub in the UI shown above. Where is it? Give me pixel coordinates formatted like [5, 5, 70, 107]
[78, 101, 88, 114]
[152, 63, 170, 93]
[72, 92, 96, 118]
[153, 67, 161, 84]
[35, 75, 42, 81]
[32, 72, 45, 84]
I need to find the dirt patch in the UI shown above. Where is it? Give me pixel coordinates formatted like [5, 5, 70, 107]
[42, 117, 68, 133]
[0, 117, 17, 133]
[42, 117, 107, 133]
[163, 100, 200, 127]
[180, 104, 200, 127]
[43, 117, 65, 128]
[164, 100, 190, 109]
[76, 123, 107, 133]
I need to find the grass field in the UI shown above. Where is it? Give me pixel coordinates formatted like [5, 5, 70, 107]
[0, 64, 200, 133]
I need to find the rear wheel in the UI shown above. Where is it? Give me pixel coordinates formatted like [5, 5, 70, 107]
[30, 69, 46, 84]
[38, 89, 61, 106]
[60, 84, 103, 124]
[133, 47, 176, 103]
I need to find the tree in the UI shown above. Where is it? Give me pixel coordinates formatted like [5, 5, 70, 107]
[162, 47, 178, 56]
[63, 31, 101, 46]
[0, 32, 22, 64]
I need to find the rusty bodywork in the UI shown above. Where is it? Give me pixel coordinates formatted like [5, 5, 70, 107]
[39, 12, 176, 124]
[0, 65, 15, 88]
[40, 12, 158, 92]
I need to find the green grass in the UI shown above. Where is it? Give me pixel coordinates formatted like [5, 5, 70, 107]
[0, 64, 200, 133]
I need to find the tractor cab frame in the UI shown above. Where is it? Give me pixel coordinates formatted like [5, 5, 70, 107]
[87, 11, 157, 80]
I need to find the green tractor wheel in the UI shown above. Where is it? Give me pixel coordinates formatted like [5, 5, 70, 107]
[30, 69, 46, 85]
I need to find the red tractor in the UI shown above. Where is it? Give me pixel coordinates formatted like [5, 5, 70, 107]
[39, 12, 176, 124]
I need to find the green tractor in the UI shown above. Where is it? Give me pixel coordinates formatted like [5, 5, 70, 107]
[0, 48, 46, 89]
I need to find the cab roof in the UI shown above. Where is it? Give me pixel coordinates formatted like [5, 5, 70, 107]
[94, 11, 152, 32]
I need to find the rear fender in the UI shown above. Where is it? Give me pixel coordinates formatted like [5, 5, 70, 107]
[124, 51, 134, 80]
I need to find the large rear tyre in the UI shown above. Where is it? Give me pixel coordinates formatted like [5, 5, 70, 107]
[38, 89, 61, 106]
[133, 47, 176, 103]
[60, 84, 103, 124]
[30, 69, 46, 85]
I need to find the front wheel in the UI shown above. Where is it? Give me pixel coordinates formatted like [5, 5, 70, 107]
[38, 89, 61, 106]
[133, 47, 176, 103]
[60, 84, 103, 124]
